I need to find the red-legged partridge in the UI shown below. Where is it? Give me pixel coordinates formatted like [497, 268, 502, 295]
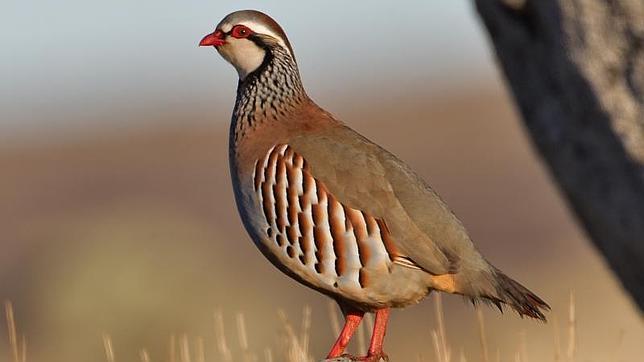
[200, 10, 549, 361]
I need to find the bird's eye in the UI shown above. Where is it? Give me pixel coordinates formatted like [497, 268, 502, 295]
[231, 25, 252, 38]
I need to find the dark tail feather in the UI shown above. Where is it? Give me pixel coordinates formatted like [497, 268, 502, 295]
[481, 268, 550, 322]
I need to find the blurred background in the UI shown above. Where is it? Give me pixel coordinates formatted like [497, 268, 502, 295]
[1, 1, 642, 361]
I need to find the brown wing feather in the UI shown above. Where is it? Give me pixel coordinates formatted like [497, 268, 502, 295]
[286, 125, 491, 277]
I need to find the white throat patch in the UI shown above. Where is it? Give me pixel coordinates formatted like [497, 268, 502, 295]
[217, 37, 266, 80]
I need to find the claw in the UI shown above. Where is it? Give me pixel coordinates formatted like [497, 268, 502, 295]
[339, 352, 388, 362]
[365, 352, 389, 362]
[322, 351, 388, 362]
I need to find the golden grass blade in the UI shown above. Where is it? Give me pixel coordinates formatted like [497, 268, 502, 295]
[278, 309, 313, 362]
[278, 309, 300, 362]
[327, 301, 341, 338]
[476, 308, 490, 362]
[459, 349, 467, 362]
[20, 335, 26, 362]
[363, 312, 375, 357]
[195, 337, 205, 362]
[236, 313, 259, 362]
[434, 294, 450, 362]
[357, 315, 367, 356]
[102, 334, 115, 362]
[179, 334, 191, 362]
[139, 349, 150, 362]
[567, 291, 576, 362]
[432, 330, 443, 362]
[363, 312, 374, 338]
[5, 301, 20, 362]
[264, 348, 274, 362]
[301, 306, 311, 358]
[213, 310, 233, 362]
[236, 313, 249, 352]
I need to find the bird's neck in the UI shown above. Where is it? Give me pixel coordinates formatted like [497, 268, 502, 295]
[231, 47, 307, 144]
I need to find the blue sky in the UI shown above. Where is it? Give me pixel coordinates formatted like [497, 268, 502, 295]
[1, 1, 497, 135]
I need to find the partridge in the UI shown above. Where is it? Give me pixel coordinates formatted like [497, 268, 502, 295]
[200, 10, 549, 361]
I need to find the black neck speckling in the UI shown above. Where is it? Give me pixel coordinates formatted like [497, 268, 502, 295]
[230, 44, 307, 144]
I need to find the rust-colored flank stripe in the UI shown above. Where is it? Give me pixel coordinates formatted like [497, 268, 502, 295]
[364, 213, 377, 235]
[346, 207, 368, 242]
[253, 160, 263, 191]
[311, 196, 327, 271]
[357, 211, 373, 267]
[344, 206, 369, 268]
[298, 209, 312, 234]
[274, 160, 288, 231]
[265, 146, 280, 182]
[327, 195, 346, 277]
[311, 195, 324, 226]
[312, 224, 324, 266]
[303, 172, 315, 199]
[293, 153, 304, 170]
[298, 211, 315, 267]
[376, 218, 398, 262]
[286, 225, 298, 246]
[296, 232, 306, 258]
[359, 268, 368, 288]
[285, 163, 300, 226]
[261, 182, 273, 226]
[261, 147, 280, 225]
[283, 145, 294, 162]
[287, 195, 299, 227]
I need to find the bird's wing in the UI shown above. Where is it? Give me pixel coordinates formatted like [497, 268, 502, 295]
[286, 125, 485, 276]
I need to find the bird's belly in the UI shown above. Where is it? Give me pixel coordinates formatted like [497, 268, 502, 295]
[243, 208, 430, 309]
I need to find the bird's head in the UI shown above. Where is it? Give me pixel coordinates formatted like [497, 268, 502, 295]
[199, 10, 295, 80]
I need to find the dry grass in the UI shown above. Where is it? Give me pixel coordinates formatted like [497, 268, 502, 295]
[2, 95, 640, 361]
[432, 293, 451, 362]
[102, 334, 115, 362]
[4, 301, 26, 362]
[476, 307, 489, 362]
[0, 293, 611, 362]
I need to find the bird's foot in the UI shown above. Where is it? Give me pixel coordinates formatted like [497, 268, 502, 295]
[332, 351, 388, 362]
[361, 352, 389, 362]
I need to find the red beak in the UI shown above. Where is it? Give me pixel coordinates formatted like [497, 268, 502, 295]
[199, 30, 226, 47]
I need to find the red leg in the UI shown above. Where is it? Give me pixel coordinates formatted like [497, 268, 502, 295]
[326, 310, 364, 358]
[367, 308, 390, 359]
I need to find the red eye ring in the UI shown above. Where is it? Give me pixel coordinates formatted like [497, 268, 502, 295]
[231, 25, 253, 39]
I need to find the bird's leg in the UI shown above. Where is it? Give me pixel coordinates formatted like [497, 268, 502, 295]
[326, 309, 364, 358]
[366, 308, 390, 361]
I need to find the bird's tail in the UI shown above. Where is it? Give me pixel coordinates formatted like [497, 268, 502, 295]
[477, 267, 550, 322]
